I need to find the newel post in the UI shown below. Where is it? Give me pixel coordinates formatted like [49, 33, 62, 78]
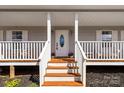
[47, 13, 51, 59]
[75, 13, 79, 61]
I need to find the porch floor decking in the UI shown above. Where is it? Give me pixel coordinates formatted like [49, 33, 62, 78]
[86, 59, 124, 66]
[87, 59, 124, 62]
[0, 59, 39, 62]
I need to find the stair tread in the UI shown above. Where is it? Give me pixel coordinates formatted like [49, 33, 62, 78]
[52, 58, 75, 60]
[47, 66, 79, 69]
[45, 73, 81, 77]
[49, 61, 77, 63]
[49, 58, 75, 63]
[42, 81, 83, 86]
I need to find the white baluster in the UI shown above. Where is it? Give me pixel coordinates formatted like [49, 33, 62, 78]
[6, 42, 7, 59]
[8, 42, 10, 59]
[122, 42, 124, 58]
[34, 42, 36, 59]
[30, 42, 33, 59]
[89, 42, 91, 59]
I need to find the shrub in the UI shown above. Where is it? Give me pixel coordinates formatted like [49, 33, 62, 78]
[29, 83, 38, 87]
[4, 79, 21, 87]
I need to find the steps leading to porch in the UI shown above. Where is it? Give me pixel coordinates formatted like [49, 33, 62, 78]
[43, 81, 82, 86]
[43, 58, 83, 86]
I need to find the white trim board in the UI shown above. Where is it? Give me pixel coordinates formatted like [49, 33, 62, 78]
[86, 62, 124, 66]
[0, 62, 39, 66]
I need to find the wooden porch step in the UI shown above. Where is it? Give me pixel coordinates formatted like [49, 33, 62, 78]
[47, 66, 79, 69]
[49, 58, 76, 63]
[48, 61, 77, 63]
[43, 81, 83, 86]
[53, 58, 75, 61]
[45, 73, 81, 77]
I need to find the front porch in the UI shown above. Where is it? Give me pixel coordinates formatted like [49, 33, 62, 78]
[1, 6, 124, 87]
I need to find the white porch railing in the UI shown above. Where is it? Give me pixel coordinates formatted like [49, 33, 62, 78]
[0, 41, 46, 60]
[39, 40, 51, 86]
[75, 41, 87, 86]
[79, 41, 124, 60]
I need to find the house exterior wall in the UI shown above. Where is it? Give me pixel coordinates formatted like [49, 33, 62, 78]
[0, 26, 47, 41]
[28, 30, 46, 41]
[0, 26, 124, 54]
[79, 29, 96, 41]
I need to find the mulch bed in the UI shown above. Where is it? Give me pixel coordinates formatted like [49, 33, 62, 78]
[1, 66, 124, 87]
[0, 66, 39, 87]
[87, 66, 124, 87]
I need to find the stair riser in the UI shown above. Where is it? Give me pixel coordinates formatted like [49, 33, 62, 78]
[45, 77, 81, 81]
[47, 69, 78, 73]
[48, 63, 77, 67]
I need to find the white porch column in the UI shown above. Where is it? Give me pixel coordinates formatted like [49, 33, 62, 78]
[75, 13, 79, 41]
[47, 13, 51, 59]
[75, 13, 79, 61]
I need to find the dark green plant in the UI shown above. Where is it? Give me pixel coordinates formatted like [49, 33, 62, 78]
[29, 83, 38, 87]
[4, 79, 21, 87]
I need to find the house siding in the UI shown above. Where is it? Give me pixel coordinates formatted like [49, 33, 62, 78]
[79, 29, 96, 41]
[0, 26, 47, 41]
[28, 30, 47, 41]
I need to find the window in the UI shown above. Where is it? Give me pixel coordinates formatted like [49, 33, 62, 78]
[102, 31, 112, 47]
[12, 31, 22, 41]
[12, 31, 23, 50]
[102, 31, 112, 41]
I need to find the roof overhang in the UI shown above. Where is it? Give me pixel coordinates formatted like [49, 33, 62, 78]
[0, 5, 124, 26]
[0, 5, 124, 12]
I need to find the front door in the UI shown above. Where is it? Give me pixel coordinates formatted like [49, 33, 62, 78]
[55, 30, 69, 57]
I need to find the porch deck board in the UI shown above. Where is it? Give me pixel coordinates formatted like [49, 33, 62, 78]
[0, 59, 39, 62]
[87, 59, 124, 62]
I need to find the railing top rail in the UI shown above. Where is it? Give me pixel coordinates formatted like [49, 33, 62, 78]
[79, 41, 124, 42]
[76, 41, 87, 60]
[0, 41, 46, 43]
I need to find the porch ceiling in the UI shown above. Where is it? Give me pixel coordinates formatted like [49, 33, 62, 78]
[0, 5, 124, 26]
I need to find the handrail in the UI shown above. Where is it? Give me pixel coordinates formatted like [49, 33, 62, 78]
[38, 40, 50, 86]
[0, 41, 45, 59]
[0, 41, 46, 43]
[80, 41, 124, 42]
[79, 41, 124, 59]
[38, 41, 49, 60]
[76, 41, 87, 60]
[75, 40, 87, 86]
